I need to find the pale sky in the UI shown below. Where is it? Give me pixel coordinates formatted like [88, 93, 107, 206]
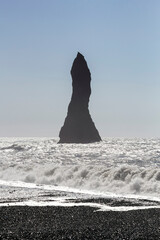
[0, 0, 160, 137]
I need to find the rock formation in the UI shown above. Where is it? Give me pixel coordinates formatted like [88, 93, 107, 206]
[58, 52, 101, 143]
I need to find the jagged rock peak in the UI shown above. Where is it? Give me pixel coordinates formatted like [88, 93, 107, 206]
[77, 52, 83, 57]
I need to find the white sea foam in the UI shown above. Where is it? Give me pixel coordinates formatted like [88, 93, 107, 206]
[0, 138, 160, 204]
[0, 199, 160, 212]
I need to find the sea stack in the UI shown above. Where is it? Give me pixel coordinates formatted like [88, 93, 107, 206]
[58, 52, 101, 143]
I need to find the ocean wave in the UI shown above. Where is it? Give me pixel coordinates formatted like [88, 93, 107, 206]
[35, 165, 160, 196]
[1, 164, 160, 198]
[0, 138, 160, 199]
[0, 144, 26, 152]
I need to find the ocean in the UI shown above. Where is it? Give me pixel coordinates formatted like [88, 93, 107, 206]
[0, 137, 160, 211]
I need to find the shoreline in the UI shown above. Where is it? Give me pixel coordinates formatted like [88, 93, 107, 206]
[0, 206, 160, 239]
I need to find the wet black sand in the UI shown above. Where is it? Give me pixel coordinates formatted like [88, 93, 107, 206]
[0, 206, 160, 239]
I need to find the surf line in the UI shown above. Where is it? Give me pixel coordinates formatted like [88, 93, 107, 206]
[0, 199, 160, 212]
[0, 179, 160, 203]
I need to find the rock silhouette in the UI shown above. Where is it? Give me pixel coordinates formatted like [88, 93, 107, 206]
[58, 52, 101, 143]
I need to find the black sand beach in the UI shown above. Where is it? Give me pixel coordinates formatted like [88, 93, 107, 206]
[0, 206, 160, 240]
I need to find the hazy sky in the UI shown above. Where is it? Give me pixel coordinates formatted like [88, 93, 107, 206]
[0, 0, 160, 137]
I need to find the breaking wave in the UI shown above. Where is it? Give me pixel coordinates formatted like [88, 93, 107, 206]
[24, 165, 160, 197]
[1, 163, 160, 198]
